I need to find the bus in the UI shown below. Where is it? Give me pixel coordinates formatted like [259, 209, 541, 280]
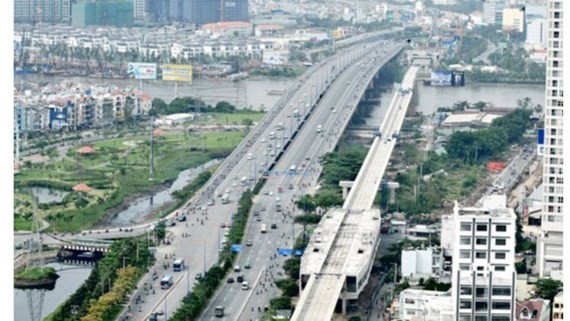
[173, 259, 185, 272]
[289, 165, 297, 175]
[161, 275, 174, 289]
[221, 194, 230, 204]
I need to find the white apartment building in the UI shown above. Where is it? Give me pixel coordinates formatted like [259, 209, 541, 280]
[502, 8, 525, 32]
[449, 195, 517, 321]
[483, 0, 505, 25]
[526, 19, 548, 49]
[552, 291, 563, 321]
[401, 247, 444, 282]
[536, 0, 563, 281]
[398, 289, 454, 321]
[134, 0, 146, 20]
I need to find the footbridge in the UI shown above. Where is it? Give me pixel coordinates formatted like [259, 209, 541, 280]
[292, 66, 419, 320]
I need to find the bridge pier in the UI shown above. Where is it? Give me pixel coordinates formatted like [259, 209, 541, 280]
[387, 182, 400, 204]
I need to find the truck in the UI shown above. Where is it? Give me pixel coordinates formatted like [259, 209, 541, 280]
[221, 194, 230, 204]
[261, 224, 267, 233]
[215, 306, 224, 317]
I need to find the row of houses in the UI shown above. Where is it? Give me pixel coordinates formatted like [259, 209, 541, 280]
[14, 82, 152, 133]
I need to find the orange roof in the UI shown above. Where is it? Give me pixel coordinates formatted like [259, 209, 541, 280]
[73, 183, 92, 192]
[202, 21, 252, 31]
[140, 93, 152, 101]
[153, 128, 166, 136]
[257, 24, 284, 30]
[76, 146, 95, 154]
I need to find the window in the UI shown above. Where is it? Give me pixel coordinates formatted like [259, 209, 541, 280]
[495, 252, 506, 260]
[476, 224, 488, 232]
[476, 287, 488, 298]
[460, 264, 471, 271]
[475, 252, 487, 259]
[495, 266, 506, 271]
[476, 238, 487, 245]
[491, 317, 510, 321]
[477, 266, 484, 271]
[495, 225, 507, 232]
[460, 301, 472, 309]
[492, 301, 511, 310]
[475, 316, 488, 321]
[461, 223, 472, 231]
[460, 237, 471, 245]
[460, 251, 471, 259]
[495, 238, 506, 246]
[475, 301, 488, 311]
[492, 287, 511, 296]
[460, 286, 472, 295]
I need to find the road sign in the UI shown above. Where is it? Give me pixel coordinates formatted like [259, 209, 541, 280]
[277, 248, 293, 256]
[231, 244, 243, 253]
[127, 63, 157, 80]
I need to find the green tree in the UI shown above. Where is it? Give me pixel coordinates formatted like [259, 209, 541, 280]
[241, 118, 254, 132]
[532, 279, 563, 303]
[314, 189, 344, 209]
[295, 194, 316, 213]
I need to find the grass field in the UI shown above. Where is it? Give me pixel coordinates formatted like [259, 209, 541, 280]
[14, 130, 246, 231]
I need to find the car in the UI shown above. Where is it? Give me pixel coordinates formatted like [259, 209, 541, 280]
[195, 273, 202, 280]
[263, 190, 269, 195]
[155, 309, 164, 316]
[201, 205, 207, 211]
[217, 191, 223, 197]
[269, 191, 274, 196]
[220, 223, 226, 228]
[270, 151, 276, 156]
[260, 206, 266, 211]
[237, 275, 244, 283]
[261, 137, 266, 143]
[234, 265, 241, 272]
[232, 182, 238, 187]
[176, 215, 186, 222]
[263, 151, 268, 156]
[305, 155, 310, 161]
[225, 189, 231, 194]
[168, 221, 177, 227]
[271, 223, 277, 229]
[244, 262, 251, 269]
[288, 184, 294, 190]
[284, 133, 289, 139]
[332, 109, 336, 113]
[253, 210, 259, 216]
[276, 143, 282, 149]
[207, 199, 214, 206]
[246, 239, 253, 246]
[256, 216, 262, 221]
[227, 277, 235, 283]
[260, 161, 266, 167]
[275, 197, 281, 202]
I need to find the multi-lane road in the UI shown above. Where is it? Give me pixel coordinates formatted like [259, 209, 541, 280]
[200, 43, 405, 321]
[120, 41, 404, 320]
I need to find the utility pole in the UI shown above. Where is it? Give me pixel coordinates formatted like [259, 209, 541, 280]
[149, 116, 154, 181]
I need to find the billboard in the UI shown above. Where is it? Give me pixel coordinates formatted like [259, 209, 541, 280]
[127, 63, 157, 80]
[537, 128, 544, 156]
[431, 70, 453, 86]
[49, 109, 68, 129]
[452, 71, 465, 86]
[162, 64, 193, 83]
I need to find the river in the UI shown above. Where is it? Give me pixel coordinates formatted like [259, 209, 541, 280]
[366, 82, 545, 127]
[15, 74, 294, 111]
[14, 263, 93, 321]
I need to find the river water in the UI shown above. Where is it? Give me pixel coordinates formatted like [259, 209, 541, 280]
[15, 74, 294, 111]
[366, 82, 545, 127]
[14, 263, 93, 321]
[108, 159, 220, 227]
[20, 187, 70, 204]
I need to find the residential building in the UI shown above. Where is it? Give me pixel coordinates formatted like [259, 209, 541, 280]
[515, 299, 550, 321]
[14, 0, 71, 23]
[526, 19, 548, 49]
[398, 289, 454, 321]
[449, 195, 517, 321]
[133, 0, 146, 20]
[71, 0, 134, 27]
[552, 291, 563, 321]
[483, 0, 505, 25]
[502, 7, 525, 32]
[201, 21, 252, 37]
[401, 247, 444, 282]
[536, 0, 563, 282]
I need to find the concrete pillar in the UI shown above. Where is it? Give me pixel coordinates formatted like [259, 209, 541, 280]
[386, 182, 400, 205]
[342, 298, 347, 315]
[342, 186, 349, 199]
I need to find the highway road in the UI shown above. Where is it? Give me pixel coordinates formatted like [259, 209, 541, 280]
[120, 41, 403, 320]
[200, 44, 405, 321]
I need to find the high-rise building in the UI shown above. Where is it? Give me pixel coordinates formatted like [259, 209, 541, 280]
[14, 0, 71, 23]
[133, 0, 146, 20]
[450, 195, 517, 321]
[536, 0, 563, 281]
[220, 0, 247, 22]
[526, 19, 548, 48]
[502, 7, 525, 32]
[483, 0, 506, 25]
[71, 0, 134, 27]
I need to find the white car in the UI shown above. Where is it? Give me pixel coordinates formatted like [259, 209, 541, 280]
[232, 182, 238, 187]
[270, 151, 275, 156]
[269, 191, 274, 196]
[276, 143, 282, 149]
[261, 137, 266, 143]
